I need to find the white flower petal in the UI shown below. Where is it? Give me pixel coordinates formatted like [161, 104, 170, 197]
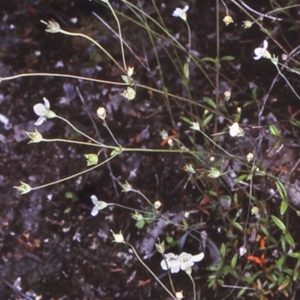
[160, 260, 168, 270]
[91, 195, 98, 206]
[164, 253, 178, 260]
[183, 5, 189, 12]
[172, 8, 182, 17]
[180, 260, 194, 271]
[34, 116, 46, 126]
[262, 40, 268, 50]
[33, 103, 48, 117]
[192, 252, 205, 262]
[91, 206, 99, 216]
[170, 264, 181, 273]
[43, 97, 50, 109]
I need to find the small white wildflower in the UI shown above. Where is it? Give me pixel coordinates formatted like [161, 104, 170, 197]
[161, 251, 204, 273]
[246, 152, 254, 162]
[33, 97, 56, 126]
[172, 5, 189, 21]
[254, 40, 271, 60]
[91, 195, 108, 216]
[239, 245, 247, 257]
[167, 138, 173, 147]
[229, 122, 244, 137]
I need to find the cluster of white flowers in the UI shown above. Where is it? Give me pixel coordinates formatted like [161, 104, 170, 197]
[161, 251, 204, 273]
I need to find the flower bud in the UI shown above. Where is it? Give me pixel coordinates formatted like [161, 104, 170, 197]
[26, 128, 43, 143]
[97, 107, 106, 120]
[111, 230, 124, 243]
[223, 15, 234, 26]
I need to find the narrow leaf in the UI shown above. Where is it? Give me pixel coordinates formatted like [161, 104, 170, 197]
[271, 215, 286, 232]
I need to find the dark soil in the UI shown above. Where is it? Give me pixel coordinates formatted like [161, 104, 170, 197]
[1, 0, 300, 299]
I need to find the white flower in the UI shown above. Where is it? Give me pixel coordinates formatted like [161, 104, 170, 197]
[91, 195, 108, 216]
[254, 40, 271, 60]
[246, 152, 254, 162]
[239, 245, 247, 257]
[229, 122, 244, 137]
[172, 5, 189, 21]
[33, 97, 56, 125]
[161, 252, 204, 273]
[97, 107, 106, 120]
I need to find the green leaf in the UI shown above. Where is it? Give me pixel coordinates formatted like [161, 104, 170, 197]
[294, 271, 300, 281]
[288, 252, 300, 259]
[202, 114, 213, 127]
[203, 97, 217, 109]
[231, 253, 237, 269]
[183, 62, 189, 80]
[220, 55, 235, 61]
[220, 243, 226, 258]
[235, 174, 249, 182]
[271, 215, 286, 232]
[281, 235, 287, 252]
[180, 116, 192, 125]
[276, 256, 285, 271]
[285, 232, 295, 248]
[135, 219, 145, 229]
[237, 288, 247, 298]
[275, 179, 287, 202]
[232, 221, 243, 232]
[201, 57, 217, 63]
[166, 236, 174, 244]
[280, 200, 288, 215]
[269, 124, 280, 137]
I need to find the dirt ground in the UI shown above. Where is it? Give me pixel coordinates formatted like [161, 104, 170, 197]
[1, 0, 300, 299]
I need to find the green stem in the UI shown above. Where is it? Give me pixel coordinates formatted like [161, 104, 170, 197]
[104, 1, 127, 71]
[55, 116, 102, 145]
[59, 28, 125, 73]
[30, 153, 117, 191]
[124, 242, 177, 300]
[103, 121, 120, 146]
[0, 72, 126, 85]
[187, 272, 196, 300]
[42, 138, 114, 149]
